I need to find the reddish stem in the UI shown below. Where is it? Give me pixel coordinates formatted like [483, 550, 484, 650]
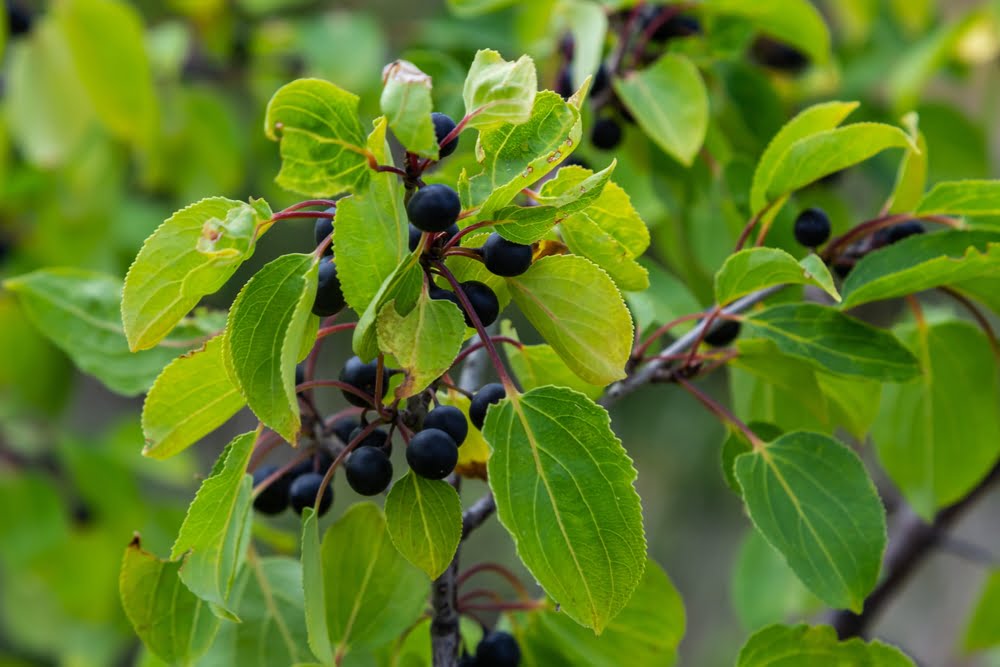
[939, 287, 999, 359]
[456, 562, 531, 600]
[675, 376, 764, 450]
[633, 311, 708, 360]
[734, 199, 779, 252]
[314, 420, 385, 512]
[252, 447, 314, 497]
[297, 379, 376, 410]
[442, 220, 496, 251]
[271, 210, 335, 223]
[450, 337, 523, 369]
[316, 322, 357, 339]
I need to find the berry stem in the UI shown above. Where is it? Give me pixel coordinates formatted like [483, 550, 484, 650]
[938, 287, 1000, 359]
[456, 562, 532, 601]
[270, 209, 335, 223]
[314, 234, 334, 258]
[441, 247, 484, 261]
[632, 311, 709, 360]
[450, 336, 523, 369]
[441, 219, 496, 251]
[675, 376, 765, 450]
[433, 260, 515, 389]
[296, 379, 378, 413]
[822, 212, 962, 263]
[734, 198, 780, 252]
[251, 447, 314, 498]
[316, 322, 357, 339]
[277, 199, 339, 213]
[457, 600, 546, 613]
[630, 4, 685, 66]
[314, 420, 385, 512]
[683, 305, 723, 367]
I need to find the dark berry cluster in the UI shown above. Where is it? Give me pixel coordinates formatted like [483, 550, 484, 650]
[470, 383, 506, 431]
[461, 631, 521, 667]
[252, 449, 335, 517]
[406, 405, 468, 480]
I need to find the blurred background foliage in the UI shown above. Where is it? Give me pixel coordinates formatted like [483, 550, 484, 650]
[1, 0, 999, 665]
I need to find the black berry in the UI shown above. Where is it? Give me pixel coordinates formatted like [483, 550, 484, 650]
[407, 184, 462, 233]
[295, 362, 306, 387]
[291, 448, 335, 478]
[424, 405, 469, 446]
[430, 285, 463, 311]
[751, 37, 809, 73]
[884, 221, 925, 245]
[345, 446, 393, 496]
[7, 1, 31, 37]
[651, 14, 701, 41]
[331, 417, 360, 445]
[289, 472, 333, 516]
[704, 320, 741, 347]
[591, 64, 610, 96]
[313, 259, 346, 317]
[432, 112, 460, 158]
[406, 428, 459, 479]
[555, 68, 573, 99]
[252, 465, 291, 515]
[314, 207, 337, 255]
[476, 631, 521, 667]
[339, 356, 390, 407]
[470, 383, 506, 431]
[591, 117, 623, 151]
[793, 208, 831, 248]
[409, 224, 424, 252]
[482, 233, 533, 277]
[410, 222, 460, 252]
[458, 656, 478, 667]
[349, 426, 390, 451]
[459, 281, 500, 328]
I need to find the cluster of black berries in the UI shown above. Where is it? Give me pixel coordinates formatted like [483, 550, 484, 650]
[335, 356, 395, 495]
[6, 1, 32, 37]
[407, 404, 468, 480]
[252, 448, 336, 517]
[312, 210, 347, 317]
[460, 631, 521, 667]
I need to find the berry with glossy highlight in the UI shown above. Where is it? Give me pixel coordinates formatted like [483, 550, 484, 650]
[470, 383, 506, 430]
[424, 405, 469, 446]
[793, 208, 831, 248]
[591, 117, 623, 151]
[339, 356, 390, 407]
[432, 112, 460, 158]
[345, 446, 393, 496]
[314, 207, 337, 255]
[406, 428, 458, 480]
[459, 281, 500, 328]
[407, 184, 462, 233]
[331, 417, 360, 445]
[482, 233, 533, 277]
[313, 259, 346, 317]
[704, 320, 741, 348]
[289, 472, 333, 516]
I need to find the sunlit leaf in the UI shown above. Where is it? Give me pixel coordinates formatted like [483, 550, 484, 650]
[384, 472, 462, 579]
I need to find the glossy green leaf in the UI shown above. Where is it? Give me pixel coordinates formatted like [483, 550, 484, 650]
[224, 254, 319, 442]
[840, 230, 1000, 309]
[377, 294, 466, 399]
[201, 557, 313, 666]
[141, 336, 245, 460]
[766, 123, 914, 202]
[319, 503, 428, 657]
[536, 163, 616, 216]
[352, 255, 424, 361]
[964, 570, 1000, 651]
[122, 197, 270, 351]
[706, 0, 831, 64]
[264, 78, 369, 197]
[501, 321, 604, 400]
[170, 431, 256, 618]
[120, 537, 220, 665]
[301, 509, 334, 666]
[4, 269, 209, 396]
[744, 303, 920, 381]
[750, 101, 859, 213]
[334, 117, 409, 317]
[384, 472, 462, 579]
[516, 558, 683, 666]
[54, 0, 157, 145]
[873, 322, 1000, 520]
[732, 529, 820, 631]
[469, 91, 581, 217]
[507, 255, 633, 386]
[735, 432, 887, 612]
[738, 624, 915, 666]
[916, 180, 1000, 216]
[714, 248, 840, 306]
[380, 60, 437, 158]
[887, 112, 928, 214]
[462, 49, 537, 129]
[484, 386, 646, 632]
[612, 53, 708, 166]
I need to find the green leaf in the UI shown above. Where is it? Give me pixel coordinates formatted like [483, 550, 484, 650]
[120, 537, 220, 665]
[334, 117, 409, 317]
[840, 230, 1000, 309]
[381, 60, 437, 158]
[462, 49, 537, 130]
[887, 112, 928, 214]
[731, 341, 830, 426]
[53, 0, 157, 145]
[705, 0, 832, 64]
[484, 386, 646, 632]
[738, 624, 915, 666]
[264, 78, 369, 197]
[224, 254, 319, 442]
[714, 248, 840, 306]
[170, 431, 256, 618]
[536, 163, 616, 216]
[964, 570, 1000, 651]
[122, 197, 270, 351]
[501, 321, 604, 400]
[507, 255, 633, 386]
[612, 53, 708, 166]
[722, 423, 782, 495]
[377, 294, 466, 399]
[750, 101, 859, 213]
[301, 509, 334, 666]
[4, 269, 210, 396]
[141, 336, 245, 460]
[562, 0, 608, 92]
[446, 0, 515, 16]
[205, 557, 313, 666]
[352, 256, 424, 361]
[916, 180, 1000, 216]
[732, 529, 820, 631]
[766, 123, 915, 202]
[743, 303, 920, 381]
[319, 503, 428, 656]
[384, 472, 462, 579]
[515, 558, 684, 666]
[873, 321, 1000, 520]
[469, 91, 581, 217]
[735, 432, 887, 612]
